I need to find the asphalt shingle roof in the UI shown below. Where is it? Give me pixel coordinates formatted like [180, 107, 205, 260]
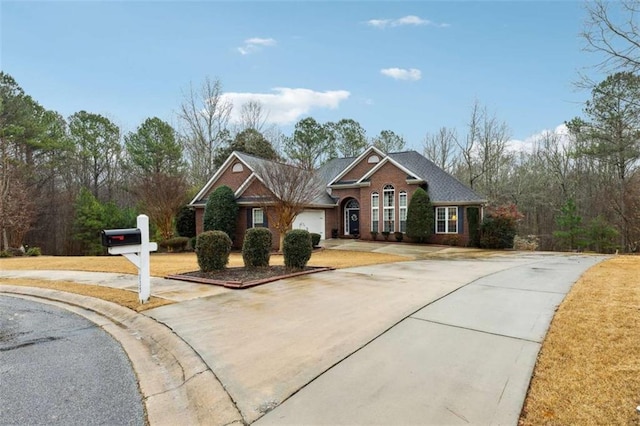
[388, 151, 486, 203]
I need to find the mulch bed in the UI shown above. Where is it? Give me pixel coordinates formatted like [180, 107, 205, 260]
[166, 265, 333, 289]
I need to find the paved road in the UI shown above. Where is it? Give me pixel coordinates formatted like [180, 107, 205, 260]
[0, 295, 144, 425]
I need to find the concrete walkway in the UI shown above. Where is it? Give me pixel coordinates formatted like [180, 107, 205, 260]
[0, 248, 606, 425]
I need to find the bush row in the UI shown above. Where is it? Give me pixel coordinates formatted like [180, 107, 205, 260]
[195, 228, 315, 272]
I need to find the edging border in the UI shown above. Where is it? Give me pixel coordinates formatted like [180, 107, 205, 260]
[166, 266, 334, 289]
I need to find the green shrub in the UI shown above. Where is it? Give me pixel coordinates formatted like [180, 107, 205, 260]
[189, 236, 197, 251]
[394, 232, 404, 242]
[310, 233, 321, 248]
[467, 207, 480, 247]
[176, 206, 196, 238]
[0, 250, 12, 258]
[381, 231, 390, 241]
[479, 205, 523, 249]
[283, 229, 312, 270]
[196, 231, 232, 272]
[242, 228, 272, 268]
[26, 247, 42, 256]
[406, 187, 434, 243]
[370, 231, 378, 241]
[203, 186, 239, 240]
[442, 235, 461, 247]
[159, 237, 189, 252]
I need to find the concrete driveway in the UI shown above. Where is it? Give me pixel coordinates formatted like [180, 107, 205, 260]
[145, 252, 605, 424]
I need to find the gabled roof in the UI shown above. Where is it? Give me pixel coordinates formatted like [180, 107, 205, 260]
[190, 151, 337, 207]
[326, 145, 386, 186]
[191, 147, 485, 208]
[387, 151, 486, 203]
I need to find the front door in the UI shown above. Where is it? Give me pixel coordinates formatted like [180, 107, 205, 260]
[344, 199, 360, 235]
[348, 210, 360, 235]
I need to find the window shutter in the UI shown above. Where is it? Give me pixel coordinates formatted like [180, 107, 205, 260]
[458, 207, 464, 234]
[246, 208, 253, 228]
[263, 209, 268, 227]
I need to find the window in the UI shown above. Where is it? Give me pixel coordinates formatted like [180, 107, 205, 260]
[252, 208, 265, 228]
[371, 192, 379, 232]
[367, 155, 380, 164]
[399, 191, 407, 233]
[232, 163, 244, 172]
[383, 185, 395, 232]
[436, 207, 458, 234]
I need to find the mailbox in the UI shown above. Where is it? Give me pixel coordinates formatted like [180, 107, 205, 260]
[101, 228, 141, 247]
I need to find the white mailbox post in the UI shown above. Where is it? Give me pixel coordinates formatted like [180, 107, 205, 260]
[102, 214, 157, 303]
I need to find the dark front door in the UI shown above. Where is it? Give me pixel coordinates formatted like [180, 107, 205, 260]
[348, 210, 360, 235]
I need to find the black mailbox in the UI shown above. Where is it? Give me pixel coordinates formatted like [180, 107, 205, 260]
[101, 228, 141, 247]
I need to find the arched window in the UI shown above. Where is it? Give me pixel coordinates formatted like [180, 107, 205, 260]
[367, 155, 380, 164]
[383, 185, 395, 232]
[232, 163, 244, 173]
[399, 191, 407, 233]
[371, 192, 379, 232]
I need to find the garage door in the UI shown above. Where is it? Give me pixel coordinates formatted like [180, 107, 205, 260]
[293, 210, 325, 239]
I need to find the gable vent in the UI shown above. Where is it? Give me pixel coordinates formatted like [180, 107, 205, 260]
[367, 155, 380, 164]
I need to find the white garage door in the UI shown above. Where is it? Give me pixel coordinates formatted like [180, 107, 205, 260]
[293, 210, 325, 239]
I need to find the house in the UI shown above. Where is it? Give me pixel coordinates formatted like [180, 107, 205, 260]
[189, 146, 487, 249]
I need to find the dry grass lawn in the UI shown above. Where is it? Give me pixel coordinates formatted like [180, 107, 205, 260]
[0, 250, 408, 310]
[0, 278, 172, 312]
[520, 255, 640, 425]
[0, 249, 408, 277]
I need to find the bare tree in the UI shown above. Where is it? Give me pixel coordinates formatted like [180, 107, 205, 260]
[178, 76, 233, 186]
[133, 173, 189, 240]
[0, 147, 35, 250]
[239, 100, 269, 132]
[582, 0, 640, 73]
[423, 127, 459, 173]
[455, 101, 510, 201]
[254, 161, 325, 250]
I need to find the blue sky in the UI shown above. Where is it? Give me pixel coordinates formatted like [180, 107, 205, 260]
[1, 1, 608, 152]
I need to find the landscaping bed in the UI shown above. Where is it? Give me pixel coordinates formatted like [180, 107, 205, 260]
[166, 265, 334, 289]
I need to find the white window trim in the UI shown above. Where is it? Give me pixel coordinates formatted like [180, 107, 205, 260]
[383, 185, 395, 233]
[399, 191, 407, 233]
[435, 206, 458, 234]
[371, 192, 379, 232]
[252, 208, 265, 228]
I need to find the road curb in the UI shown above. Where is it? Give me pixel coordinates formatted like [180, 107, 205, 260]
[0, 285, 244, 426]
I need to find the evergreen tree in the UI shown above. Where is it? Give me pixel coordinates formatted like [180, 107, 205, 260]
[553, 198, 584, 250]
[203, 185, 239, 239]
[73, 188, 106, 255]
[406, 187, 434, 243]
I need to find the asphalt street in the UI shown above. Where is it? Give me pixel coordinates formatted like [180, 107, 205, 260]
[0, 295, 144, 425]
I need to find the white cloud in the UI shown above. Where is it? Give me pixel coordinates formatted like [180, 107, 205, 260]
[366, 15, 449, 29]
[380, 67, 422, 81]
[237, 37, 277, 55]
[221, 88, 351, 125]
[507, 124, 571, 153]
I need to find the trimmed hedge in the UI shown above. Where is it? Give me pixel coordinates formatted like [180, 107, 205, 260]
[242, 228, 272, 268]
[159, 236, 189, 252]
[203, 185, 239, 239]
[283, 229, 312, 270]
[467, 207, 480, 247]
[310, 233, 321, 248]
[196, 231, 232, 272]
